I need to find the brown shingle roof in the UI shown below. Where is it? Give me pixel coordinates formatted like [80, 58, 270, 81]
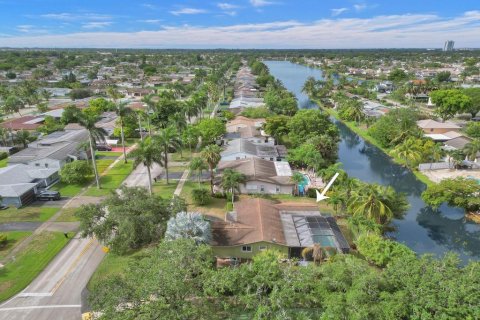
[211, 198, 319, 247]
[217, 158, 293, 185]
[0, 116, 43, 131]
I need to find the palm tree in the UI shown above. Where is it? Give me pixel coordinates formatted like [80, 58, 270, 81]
[115, 102, 132, 163]
[189, 157, 208, 186]
[220, 169, 246, 204]
[389, 138, 422, 168]
[347, 184, 394, 225]
[129, 137, 163, 195]
[429, 143, 444, 169]
[154, 126, 181, 184]
[201, 144, 222, 195]
[15, 130, 31, 148]
[302, 76, 317, 98]
[301, 243, 324, 264]
[0, 127, 8, 147]
[141, 94, 155, 136]
[464, 139, 480, 161]
[291, 172, 305, 196]
[77, 113, 108, 189]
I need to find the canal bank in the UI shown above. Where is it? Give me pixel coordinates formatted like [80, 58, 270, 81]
[318, 103, 434, 187]
[264, 60, 480, 262]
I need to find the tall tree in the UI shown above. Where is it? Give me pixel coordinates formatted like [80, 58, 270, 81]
[115, 102, 132, 163]
[201, 144, 222, 195]
[15, 129, 32, 148]
[463, 139, 480, 161]
[189, 157, 208, 186]
[220, 169, 246, 204]
[129, 137, 163, 195]
[154, 126, 181, 185]
[77, 112, 108, 189]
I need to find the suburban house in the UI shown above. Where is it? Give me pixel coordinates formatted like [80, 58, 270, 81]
[8, 128, 90, 169]
[211, 198, 350, 260]
[0, 115, 44, 132]
[216, 158, 294, 195]
[221, 139, 287, 162]
[224, 125, 274, 145]
[226, 116, 265, 133]
[0, 164, 59, 207]
[417, 119, 461, 134]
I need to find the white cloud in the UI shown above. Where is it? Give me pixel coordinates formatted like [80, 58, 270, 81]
[139, 19, 162, 24]
[170, 8, 208, 15]
[40, 13, 112, 21]
[250, 0, 275, 7]
[331, 8, 348, 17]
[218, 3, 239, 10]
[82, 21, 112, 29]
[3, 12, 480, 49]
[15, 25, 49, 34]
[354, 4, 367, 11]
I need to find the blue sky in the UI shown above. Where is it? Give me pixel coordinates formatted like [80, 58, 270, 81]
[0, 0, 479, 48]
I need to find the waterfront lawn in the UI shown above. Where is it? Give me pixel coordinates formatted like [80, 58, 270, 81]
[0, 231, 32, 260]
[0, 231, 70, 302]
[0, 207, 59, 223]
[84, 161, 134, 197]
[0, 158, 7, 168]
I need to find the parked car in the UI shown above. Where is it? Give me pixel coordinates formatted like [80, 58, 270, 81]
[96, 144, 112, 151]
[37, 190, 61, 201]
[0, 205, 8, 210]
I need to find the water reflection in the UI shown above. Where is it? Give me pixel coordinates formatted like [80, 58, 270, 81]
[264, 60, 480, 262]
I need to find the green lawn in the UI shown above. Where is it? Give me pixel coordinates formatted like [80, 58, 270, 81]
[87, 247, 152, 290]
[54, 208, 79, 222]
[50, 159, 116, 198]
[84, 161, 134, 197]
[180, 181, 228, 220]
[0, 158, 7, 168]
[0, 232, 70, 302]
[152, 180, 178, 198]
[96, 151, 123, 157]
[0, 231, 32, 260]
[50, 181, 89, 197]
[0, 207, 59, 223]
[170, 149, 194, 162]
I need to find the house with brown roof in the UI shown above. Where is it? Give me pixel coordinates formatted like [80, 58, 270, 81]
[417, 119, 461, 134]
[0, 116, 44, 131]
[211, 198, 350, 260]
[216, 158, 294, 195]
[226, 116, 265, 133]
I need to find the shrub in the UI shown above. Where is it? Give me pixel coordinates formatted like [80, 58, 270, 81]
[0, 233, 7, 248]
[60, 160, 93, 184]
[191, 188, 211, 205]
[356, 233, 415, 267]
[0, 152, 8, 160]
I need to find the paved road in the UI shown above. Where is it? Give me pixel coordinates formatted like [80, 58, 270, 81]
[0, 236, 104, 320]
[122, 162, 162, 189]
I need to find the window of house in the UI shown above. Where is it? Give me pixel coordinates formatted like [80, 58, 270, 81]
[241, 245, 252, 252]
[276, 186, 280, 193]
[44, 163, 48, 168]
[35, 163, 40, 167]
[259, 246, 267, 251]
[260, 185, 265, 192]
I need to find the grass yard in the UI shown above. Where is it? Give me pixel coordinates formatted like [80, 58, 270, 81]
[87, 247, 152, 290]
[96, 151, 122, 157]
[50, 181, 89, 197]
[170, 149, 194, 162]
[0, 207, 59, 223]
[54, 208, 79, 222]
[167, 165, 187, 172]
[0, 231, 32, 260]
[152, 179, 178, 199]
[0, 232, 70, 302]
[180, 181, 228, 220]
[84, 161, 134, 197]
[0, 158, 7, 168]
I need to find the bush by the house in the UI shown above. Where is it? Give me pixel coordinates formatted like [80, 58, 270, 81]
[191, 188, 211, 205]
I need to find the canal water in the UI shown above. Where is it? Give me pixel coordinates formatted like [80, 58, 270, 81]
[264, 60, 480, 262]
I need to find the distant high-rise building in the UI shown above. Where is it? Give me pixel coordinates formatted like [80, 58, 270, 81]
[443, 40, 455, 52]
